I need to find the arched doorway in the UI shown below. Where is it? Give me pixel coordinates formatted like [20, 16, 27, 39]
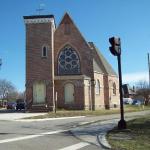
[33, 82, 46, 104]
[64, 83, 74, 104]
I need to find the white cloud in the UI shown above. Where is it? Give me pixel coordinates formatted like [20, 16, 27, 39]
[123, 72, 149, 84]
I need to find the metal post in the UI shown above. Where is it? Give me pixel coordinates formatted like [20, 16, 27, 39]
[55, 92, 57, 114]
[109, 36, 127, 129]
[148, 53, 150, 88]
[0, 58, 2, 69]
[117, 54, 126, 129]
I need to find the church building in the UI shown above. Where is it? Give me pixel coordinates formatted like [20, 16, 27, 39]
[24, 13, 119, 111]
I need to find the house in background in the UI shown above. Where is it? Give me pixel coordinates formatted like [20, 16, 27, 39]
[122, 84, 136, 99]
[24, 13, 119, 111]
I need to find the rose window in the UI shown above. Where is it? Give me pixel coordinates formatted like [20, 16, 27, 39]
[58, 45, 80, 75]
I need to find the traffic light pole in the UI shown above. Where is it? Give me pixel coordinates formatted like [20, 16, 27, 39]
[109, 36, 126, 129]
[117, 53, 126, 129]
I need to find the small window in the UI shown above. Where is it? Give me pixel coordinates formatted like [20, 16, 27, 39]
[95, 79, 100, 95]
[113, 82, 116, 95]
[42, 46, 48, 58]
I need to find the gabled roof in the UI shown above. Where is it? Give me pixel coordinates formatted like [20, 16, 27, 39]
[93, 59, 104, 73]
[59, 12, 74, 25]
[88, 42, 117, 76]
[55, 13, 90, 47]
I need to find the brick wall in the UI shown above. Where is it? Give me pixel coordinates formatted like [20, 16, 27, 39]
[25, 21, 54, 108]
[54, 14, 93, 78]
[108, 75, 120, 107]
[94, 72, 105, 109]
[54, 79, 84, 110]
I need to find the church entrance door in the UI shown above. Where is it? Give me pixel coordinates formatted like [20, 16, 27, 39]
[64, 83, 74, 103]
[33, 82, 46, 104]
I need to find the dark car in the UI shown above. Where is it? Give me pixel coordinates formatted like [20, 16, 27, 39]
[7, 102, 16, 110]
[16, 99, 26, 110]
[132, 99, 143, 106]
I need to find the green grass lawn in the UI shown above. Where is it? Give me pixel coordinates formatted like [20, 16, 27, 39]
[25, 105, 150, 119]
[107, 115, 150, 150]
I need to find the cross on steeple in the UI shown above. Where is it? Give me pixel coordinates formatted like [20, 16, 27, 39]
[36, 4, 45, 15]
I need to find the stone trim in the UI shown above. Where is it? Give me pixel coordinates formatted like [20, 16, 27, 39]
[24, 18, 54, 24]
[55, 75, 90, 80]
[94, 71, 104, 75]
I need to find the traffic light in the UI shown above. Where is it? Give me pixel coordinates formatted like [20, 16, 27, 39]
[109, 37, 121, 56]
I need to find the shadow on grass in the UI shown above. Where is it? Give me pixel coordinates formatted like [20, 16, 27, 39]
[108, 115, 150, 150]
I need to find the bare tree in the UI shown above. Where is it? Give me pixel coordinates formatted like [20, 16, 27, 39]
[0, 79, 16, 100]
[17, 91, 25, 99]
[136, 80, 150, 105]
[7, 91, 19, 100]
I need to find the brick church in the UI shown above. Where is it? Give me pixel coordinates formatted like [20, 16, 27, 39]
[24, 13, 119, 111]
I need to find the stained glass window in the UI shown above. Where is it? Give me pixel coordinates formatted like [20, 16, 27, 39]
[58, 45, 80, 75]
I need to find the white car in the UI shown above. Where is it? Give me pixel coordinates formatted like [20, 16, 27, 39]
[123, 98, 133, 104]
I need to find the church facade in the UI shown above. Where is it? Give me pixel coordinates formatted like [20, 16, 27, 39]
[24, 13, 119, 111]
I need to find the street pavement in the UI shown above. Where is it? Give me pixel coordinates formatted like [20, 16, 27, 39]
[0, 109, 47, 120]
[0, 110, 149, 150]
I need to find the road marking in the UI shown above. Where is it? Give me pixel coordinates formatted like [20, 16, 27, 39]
[0, 130, 68, 144]
[59, 142, 90, 150]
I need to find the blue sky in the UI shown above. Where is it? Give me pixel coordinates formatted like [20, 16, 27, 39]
[0, 0, 149, 92]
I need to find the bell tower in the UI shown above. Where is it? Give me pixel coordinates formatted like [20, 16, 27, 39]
[24, 15, 55, 111]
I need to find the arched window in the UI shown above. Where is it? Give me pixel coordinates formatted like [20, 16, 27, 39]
[95, 79, 100, 95]
[58, 45, 80, 75]
[42, 45, 48, 57]
[113, 82, 116, 95]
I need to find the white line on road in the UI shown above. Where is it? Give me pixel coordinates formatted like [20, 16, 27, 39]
[58, 142, 90, 150]
[0, 130, 68, 144]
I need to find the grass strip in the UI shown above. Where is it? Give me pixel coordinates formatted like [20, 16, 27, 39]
[25, 105, 150, 119]
[107, 115, 150, 150]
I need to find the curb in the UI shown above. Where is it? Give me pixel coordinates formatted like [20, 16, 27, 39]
[97, 132, 111, 149]
[15, 116, 85, 122]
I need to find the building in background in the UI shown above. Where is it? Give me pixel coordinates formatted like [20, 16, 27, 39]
[122, 84, 136, 99]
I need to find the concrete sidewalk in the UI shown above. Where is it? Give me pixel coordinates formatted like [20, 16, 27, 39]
[71, 110, 150, 149]
[71, 119, 117, 149]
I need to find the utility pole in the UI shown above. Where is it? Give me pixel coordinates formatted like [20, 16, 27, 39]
[109, 37, 126, 129]
[148, 53, 150, 88]
[0, 58, 2, 69]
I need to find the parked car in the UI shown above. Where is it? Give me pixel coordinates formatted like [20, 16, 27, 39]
[123, 98, 133, 104]
[7, 102, 16, 110]
[132, 99, 143, 105]
[16, 99, 26, 110]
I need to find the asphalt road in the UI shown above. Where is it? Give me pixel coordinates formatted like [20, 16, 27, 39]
[0, 110, 149, 150]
